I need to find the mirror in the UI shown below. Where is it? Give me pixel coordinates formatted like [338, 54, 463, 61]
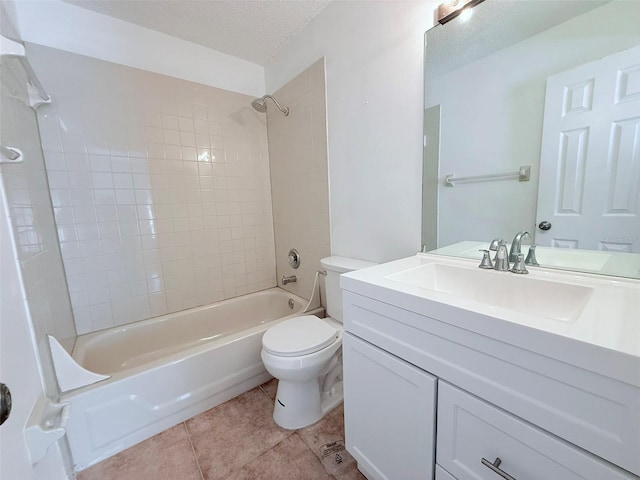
[422, 0, 640, 279]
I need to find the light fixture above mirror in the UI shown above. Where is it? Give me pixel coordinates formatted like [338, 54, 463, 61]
[436, 0, 486, 25]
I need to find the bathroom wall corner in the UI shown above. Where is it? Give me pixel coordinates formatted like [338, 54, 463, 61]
[267, 58, 331, 300]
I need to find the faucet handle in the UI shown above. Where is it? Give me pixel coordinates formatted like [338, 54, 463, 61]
[510, 253, 529, 274]
[478, 250, 494, 269]
[525, 244, 539, 266]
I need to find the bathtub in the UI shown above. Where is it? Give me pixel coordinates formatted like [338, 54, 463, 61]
[61, 288, 322, 471]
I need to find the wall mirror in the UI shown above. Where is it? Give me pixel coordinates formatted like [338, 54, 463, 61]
[422, 0, 640, 279]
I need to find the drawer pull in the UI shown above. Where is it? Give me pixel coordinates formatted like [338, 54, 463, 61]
[481, 457, 517, 480]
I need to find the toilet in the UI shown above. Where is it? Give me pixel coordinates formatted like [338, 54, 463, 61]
[261, 256, 376, 429]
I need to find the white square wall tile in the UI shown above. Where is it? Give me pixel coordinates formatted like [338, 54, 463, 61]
[89, 155, 111, 172]
[113, 173, 134, 189]
[91, 172, 114, 188]
[36, 45, 277, 335]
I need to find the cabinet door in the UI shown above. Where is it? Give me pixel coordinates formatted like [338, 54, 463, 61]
[343, 333, 437, 480]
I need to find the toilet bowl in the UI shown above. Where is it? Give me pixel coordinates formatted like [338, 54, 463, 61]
[261, 315, 343, 429]
[261, 256, 376, 429]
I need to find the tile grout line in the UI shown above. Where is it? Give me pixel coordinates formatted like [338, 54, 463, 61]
[240, 384, 300, 477]
[183, 421, 206, 480]
[218, 428, 298, 478]
[186, 385, 297, 479]
[258, 383, 272, 399]
[254, 385, 338, 479]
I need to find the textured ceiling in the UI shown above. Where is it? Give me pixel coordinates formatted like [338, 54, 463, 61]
[426, 0, 609, 78]
[63, 0, 332, 65]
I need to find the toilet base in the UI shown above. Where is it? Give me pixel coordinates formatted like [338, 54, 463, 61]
[273, 379, 344, 430]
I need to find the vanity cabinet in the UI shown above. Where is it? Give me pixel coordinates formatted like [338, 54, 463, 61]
[342, 333, 436, 480]
[341, 287, 640, 480]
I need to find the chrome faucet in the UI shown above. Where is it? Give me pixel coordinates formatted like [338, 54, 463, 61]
[490, 238, 510, 271]
[282, 275, 297, 285]
[509, 231, 531, 263]
[489, 238, 504, 263]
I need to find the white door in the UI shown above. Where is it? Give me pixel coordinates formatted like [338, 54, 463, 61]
[537, 45, 640, 252]
[0, 186, 68, 479]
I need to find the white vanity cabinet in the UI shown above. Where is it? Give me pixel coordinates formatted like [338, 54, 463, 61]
[342, 333, 436, 480]
[340, 255, 640, 480]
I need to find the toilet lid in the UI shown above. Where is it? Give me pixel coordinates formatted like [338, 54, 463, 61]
[262, 315, 339, 357]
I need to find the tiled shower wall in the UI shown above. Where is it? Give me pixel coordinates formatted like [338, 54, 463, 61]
[267, 59, 331, 300]
[0, 51, 75, 394]
[28, 44, 276, 335]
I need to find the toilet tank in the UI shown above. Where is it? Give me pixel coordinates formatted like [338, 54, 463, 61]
[320, 256, 377, 322]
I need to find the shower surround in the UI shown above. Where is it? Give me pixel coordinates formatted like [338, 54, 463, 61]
[28, 44, 277, 335]
[267, 59, 331, 300]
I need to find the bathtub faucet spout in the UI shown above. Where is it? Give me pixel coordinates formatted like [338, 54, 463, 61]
[282, 275, 297, 285]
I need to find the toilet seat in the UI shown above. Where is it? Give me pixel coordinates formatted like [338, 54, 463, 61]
[262, 315, 339, 357]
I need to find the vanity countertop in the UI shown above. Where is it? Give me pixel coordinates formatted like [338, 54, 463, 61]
[341, 253, 640, 387]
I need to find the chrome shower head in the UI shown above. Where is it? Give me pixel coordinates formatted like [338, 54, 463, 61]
[251, 98, 267, 113]
[250, 95, 289, 116]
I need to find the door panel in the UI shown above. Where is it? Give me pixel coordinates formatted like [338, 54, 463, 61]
[537, 45, 640, 252]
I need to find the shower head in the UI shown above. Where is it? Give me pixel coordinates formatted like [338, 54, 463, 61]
[250, 95, 289, 116]
[251, 98, 268, 113]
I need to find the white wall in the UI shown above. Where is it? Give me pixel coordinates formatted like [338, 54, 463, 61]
[15, 0, 440, 265]
[266, 0, 439, 263]
[13, 0, 265, 97]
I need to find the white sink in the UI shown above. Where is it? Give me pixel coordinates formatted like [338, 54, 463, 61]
[387, 262, 593, 322]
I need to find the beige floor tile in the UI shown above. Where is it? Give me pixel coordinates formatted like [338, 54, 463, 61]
[259, 378, 278, 400]
[186, 387, 292, 480]
[333, 466, 368, 480]
[225, 433, 332, 480]
[298, 405, 360, 478]
[76, 423, 202, 480]
[299, 404, 346, 450]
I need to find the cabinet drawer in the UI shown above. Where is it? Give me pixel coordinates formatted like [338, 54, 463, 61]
[437, 382, 635, 480]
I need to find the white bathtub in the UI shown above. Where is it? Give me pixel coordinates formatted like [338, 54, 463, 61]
[62, 288, 322, 471]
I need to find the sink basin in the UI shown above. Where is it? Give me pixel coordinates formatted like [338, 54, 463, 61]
[387, 262, 593, 322]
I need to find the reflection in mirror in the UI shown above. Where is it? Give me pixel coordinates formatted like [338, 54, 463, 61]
[422, 0, 640, 279]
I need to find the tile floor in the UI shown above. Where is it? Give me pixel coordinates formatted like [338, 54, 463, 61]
[77, 380, 365, 480]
